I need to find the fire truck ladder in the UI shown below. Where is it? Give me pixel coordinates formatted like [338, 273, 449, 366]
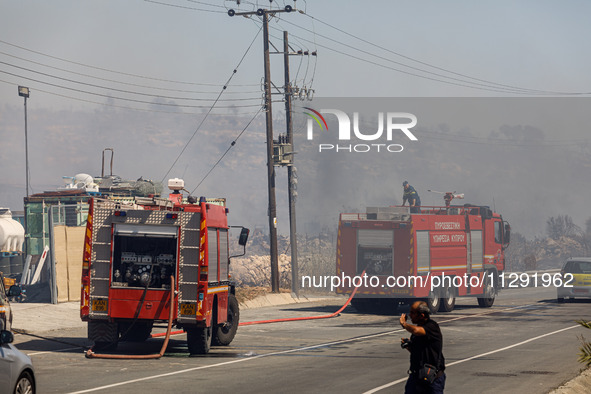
[176, 213, 201, 324]
[88, 206, 116, 319]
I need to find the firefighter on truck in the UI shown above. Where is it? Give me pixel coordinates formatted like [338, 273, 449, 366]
[336, 194, 510, 314]
[80, 178, 249, 354]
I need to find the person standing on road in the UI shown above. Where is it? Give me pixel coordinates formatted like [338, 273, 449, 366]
[400, 301, 446, 393]
[402, 181, 421, 213]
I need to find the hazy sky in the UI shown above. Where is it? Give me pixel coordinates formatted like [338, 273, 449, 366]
[2, 1, 591, 106]
[293, 98, 591, 238]
[1, 1, 591, 237]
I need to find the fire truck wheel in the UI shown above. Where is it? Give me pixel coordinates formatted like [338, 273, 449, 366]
[119, 321, 153, 342]
[425, 291, 440, 314]
[212, 294, 240, 346]
[439, 287, 456, 312]
[88, 321, 118, 350]
[186, 326, 212, 355]
[351, 299, 371, 313]
[477, 275, 496, 308]
[350, 299, 399, 314]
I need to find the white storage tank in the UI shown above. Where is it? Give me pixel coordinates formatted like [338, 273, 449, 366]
[0, 208, 25, 252]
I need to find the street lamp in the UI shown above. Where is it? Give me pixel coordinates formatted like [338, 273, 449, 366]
[18, 86, 30, 197]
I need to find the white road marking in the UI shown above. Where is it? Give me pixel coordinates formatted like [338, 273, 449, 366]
[66, 330, 398, 394]
[28, 347, 82, 356]
[363, 324, 580, 393]
[64, 303, 555, 393]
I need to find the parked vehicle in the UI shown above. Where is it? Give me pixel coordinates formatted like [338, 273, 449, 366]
[557, 257, 591, 302]
[0, 329, 35, 394]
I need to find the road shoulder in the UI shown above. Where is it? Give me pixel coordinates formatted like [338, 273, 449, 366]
[549, 367, 591, 394]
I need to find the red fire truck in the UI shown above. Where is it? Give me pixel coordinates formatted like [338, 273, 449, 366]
[336, 202, 510, 313]
[80, 181, 249, 354]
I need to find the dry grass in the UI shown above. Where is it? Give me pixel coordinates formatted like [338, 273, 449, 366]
[234, 286, 290, 304]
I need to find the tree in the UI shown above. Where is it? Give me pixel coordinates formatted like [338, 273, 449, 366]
[576, 319, 591, 367]
[504, 231, 528, 271]
[546, 215, 581, 240]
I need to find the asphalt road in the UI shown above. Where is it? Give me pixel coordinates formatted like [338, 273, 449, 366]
[12, 286, 591, 394]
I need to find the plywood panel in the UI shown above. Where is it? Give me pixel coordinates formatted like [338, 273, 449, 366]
[66, 227, 85, 302]
[54, 226, 69, 302]
[54, 225, 85, 302]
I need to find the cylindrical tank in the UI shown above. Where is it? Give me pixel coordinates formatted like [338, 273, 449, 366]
[0, 257, 10, 274]
[0, 208, 25, 252]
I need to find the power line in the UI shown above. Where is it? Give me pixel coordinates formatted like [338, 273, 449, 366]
[281, 31, 575, 96]
[0, 77, 262, 116]
[185, 0, 226, 9]
[276, 13, 318, 89]
[0, 49, 260, 94]
[263, 16, 317, 89]
[265, 20, 531, 95]
[306, 14, 318, 89]
[153, 2, 556, 96]
[0, 68, 261, 108]
[191, 106, 263, 194]
[143, 0, 225, 13]
[251, 11, 591, 96]
[281, 19, 540, 94]
[0, 39, 259, 87]
[160, 24, 263, 183]
[252, 21, 315, 91]
[0, 60, 261, 102]
[298, 12, 591, 96]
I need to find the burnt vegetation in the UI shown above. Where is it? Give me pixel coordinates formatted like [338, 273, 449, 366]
[232, 213, 591, 288]
[506, 215, 591, 271]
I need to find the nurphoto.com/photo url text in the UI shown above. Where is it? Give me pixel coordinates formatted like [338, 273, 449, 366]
[301, 272, 575, 292]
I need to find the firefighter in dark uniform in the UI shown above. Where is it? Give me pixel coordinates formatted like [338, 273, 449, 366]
[402, 181, 421, 213]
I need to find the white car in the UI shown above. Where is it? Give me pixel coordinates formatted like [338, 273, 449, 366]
[0, 330, 35, 394]
[557, 257, 591, 302]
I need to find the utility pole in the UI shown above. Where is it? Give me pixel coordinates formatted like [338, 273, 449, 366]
[228, 5, 295, 293]
[262, 12, 280, 293]
[283, 31, 299, 296]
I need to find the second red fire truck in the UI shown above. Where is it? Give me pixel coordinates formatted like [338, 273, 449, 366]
[336, 200, 510, 313]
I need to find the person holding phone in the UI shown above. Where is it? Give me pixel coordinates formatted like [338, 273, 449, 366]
[400, 301, 446, 393]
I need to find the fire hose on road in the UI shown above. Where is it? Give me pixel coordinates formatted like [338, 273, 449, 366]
[87, 272, 366, 357]
[239, 283, 361, 326]
[85, 275, 175, 359]
[151, 272, 366, 338]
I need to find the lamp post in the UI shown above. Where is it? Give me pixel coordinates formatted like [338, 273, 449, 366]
[18, 86, 30, 197]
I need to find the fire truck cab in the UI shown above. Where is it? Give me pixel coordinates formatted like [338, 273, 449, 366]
[337, 204, 510, 314]
[81, 181, 249, 354]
